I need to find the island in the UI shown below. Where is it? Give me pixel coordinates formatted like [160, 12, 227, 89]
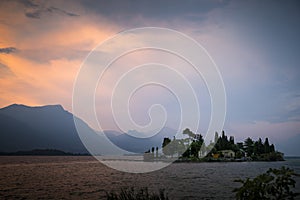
[144, 128, 284, 162]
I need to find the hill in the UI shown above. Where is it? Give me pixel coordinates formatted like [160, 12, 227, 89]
[0, 104, 95, 154]
[0, 104, 176, 154]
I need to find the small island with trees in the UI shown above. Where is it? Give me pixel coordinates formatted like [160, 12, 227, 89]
[144, 128, 284, 162]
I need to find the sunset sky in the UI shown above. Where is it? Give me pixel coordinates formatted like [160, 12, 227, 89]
[0, 0, 300, 155]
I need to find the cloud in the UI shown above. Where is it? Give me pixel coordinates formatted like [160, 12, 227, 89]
[78, 0, 229, 20]
[0, 53, 82, 111]
[0, 0, 299, 144]
[47, 7, 79, 17]
[16, 0, 79, 19]
[19, 0, 39, 8]
[25, 11, 40, 19]
[0, 47, 17, 54]
[25, 6, 79, 19]
[0, 0, 117, 112]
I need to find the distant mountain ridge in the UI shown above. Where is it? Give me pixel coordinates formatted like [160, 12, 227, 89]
[0, 104, 90, 153]
[0, 104, 176, 154]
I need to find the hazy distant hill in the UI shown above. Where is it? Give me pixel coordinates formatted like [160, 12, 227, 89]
[104, 127, 176, 153]
[0, 104, 176, 154]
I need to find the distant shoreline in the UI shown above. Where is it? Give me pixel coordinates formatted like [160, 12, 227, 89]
[0, 149, 90, 156]
[284, 156, 300, 159]
[173, 158, 286, 163]
[0, 149, 295, 162]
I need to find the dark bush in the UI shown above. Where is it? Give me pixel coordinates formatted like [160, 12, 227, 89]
[233, 166, 299, 200]
[106, 187, 168, 200]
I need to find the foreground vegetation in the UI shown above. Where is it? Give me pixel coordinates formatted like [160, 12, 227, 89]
[234, 166, 299, 199]
[106, 187, 168, 200]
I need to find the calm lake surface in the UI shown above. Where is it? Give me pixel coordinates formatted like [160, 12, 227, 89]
[0, 156, 299, 199]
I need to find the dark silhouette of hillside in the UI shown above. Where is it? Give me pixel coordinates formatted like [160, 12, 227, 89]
[0, 104, 177, 154]
[0, 104, 94, 154]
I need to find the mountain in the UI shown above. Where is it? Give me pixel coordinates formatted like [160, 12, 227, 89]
[0, 104, 93, 154]
[0, 104, 177, 154]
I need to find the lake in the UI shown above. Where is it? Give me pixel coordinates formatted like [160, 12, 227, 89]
[0, 156, 299, 199]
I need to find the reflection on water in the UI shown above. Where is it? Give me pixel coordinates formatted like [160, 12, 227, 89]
[96, 155, 171, 173]
[0, 156, 299, 199]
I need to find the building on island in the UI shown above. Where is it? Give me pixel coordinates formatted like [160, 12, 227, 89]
[220, 150, 235, 158]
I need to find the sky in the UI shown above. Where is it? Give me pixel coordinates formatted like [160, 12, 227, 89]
[0, 0, 300, 155]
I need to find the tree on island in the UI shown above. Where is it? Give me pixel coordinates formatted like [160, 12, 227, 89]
[264, 138, 270, 153]
[162, 129, 204, 159]
[162, 136, 186, 158]
[183, 128, 195, 139]
[254, 138, 264, 155]
[162, 137, 172, 157]
[190, 133, 204, 158]
[244, 137, 254, 157]
[214, 132, 219, 144]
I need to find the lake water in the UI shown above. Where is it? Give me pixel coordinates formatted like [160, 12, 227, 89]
[0, 156, 299, 199]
